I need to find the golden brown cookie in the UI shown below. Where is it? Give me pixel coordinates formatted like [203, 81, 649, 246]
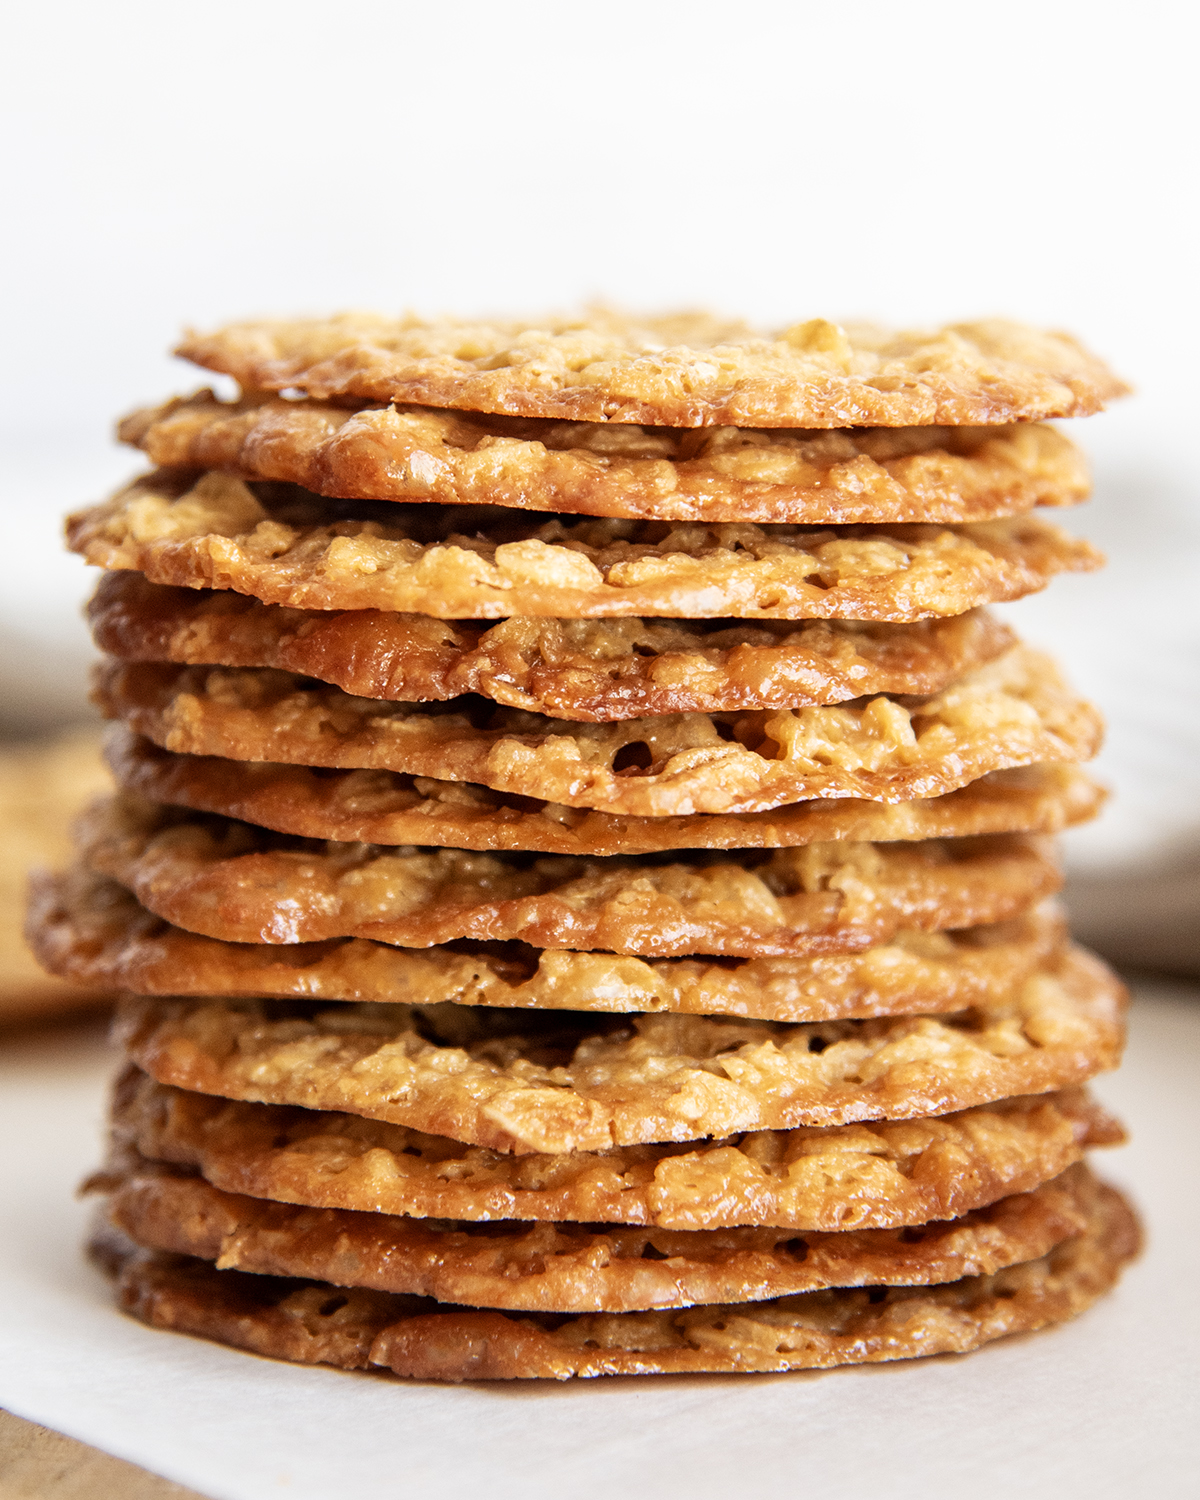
[106, 949, 1125, 1151]
[89, 571, 1018, 720]
[120, 394, 1090, 523]
[78, 794, 1061, 956]
[27, 865, 1065, 1022]
[175, 311, 1128, 427]
[107, 730, 1106, 856]
[102, 1153, 1095, 1313]
[93, 1177, 1140, 1378]
[67, 473, 1102, 621]
[0, 729, 114, 1024]
[91, 647, 1101, 818]
[107, 1069, 1125, 1231]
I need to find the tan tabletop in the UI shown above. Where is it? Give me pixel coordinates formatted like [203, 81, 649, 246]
[0, 1410, 206, 1499]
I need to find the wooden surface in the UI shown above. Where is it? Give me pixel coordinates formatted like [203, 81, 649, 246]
[0, 1411, 208, 1499]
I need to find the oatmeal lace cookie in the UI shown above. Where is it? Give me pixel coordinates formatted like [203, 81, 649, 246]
[100, 1152, 1096, 1313]
[104, 948, 1125, 1152]
[121, 393, 1090, 523]
[176, 311, 1128, 427]
[89, 571, 1017, 719]
[90, 647, 1101, 818]
[0, 730, 114, 1022]
[105, 1068, 1125, 1231]
[92, 1176, 1140, 1378]
[76, 793, 1061, 956]
[27, 864, 1066, 1023]
[67, 472, 1102, 621]
[106, 731, 1106, 856]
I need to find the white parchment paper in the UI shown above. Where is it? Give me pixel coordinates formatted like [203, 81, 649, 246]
[1, 985, 1196, 1500]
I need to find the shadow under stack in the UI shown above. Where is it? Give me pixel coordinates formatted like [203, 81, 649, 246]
[32, 311, 1139, 1380]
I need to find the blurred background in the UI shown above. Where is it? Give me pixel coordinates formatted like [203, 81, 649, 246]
[1, 0, 1197, 985]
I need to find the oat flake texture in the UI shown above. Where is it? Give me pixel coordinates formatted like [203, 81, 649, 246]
[102, 1154, 1096, 1314]
[94, 1176, 1140, 1378]
[175, 311, 1128, 427]
[105, 732, 1106, 855]
[76, 792, 1061, 956]
[66, 472, 1102, 621]
[102, 947, 1125, 1153]
[120, 394, 1091, 523]
[27, 865, 1067, 1023]
[90, 646, 1102, 817]
[106, 1069, 1126, 1232]
[88, 571, 1018, 719]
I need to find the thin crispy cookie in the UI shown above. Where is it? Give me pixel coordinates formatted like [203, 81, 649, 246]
[78, 794, 1061, 956]
[175, 311, 1128, 427]
[94, 1179, 1141, 1378]
[120, 394, 1090, 523]
[67, 473, 1102, 622]
[88, 571, 1017, 719]
[0, 730, 114, 1023]
[106, 732, 1106, 856]
[106, 949, 1126, 1151]
[27, 866, 1066, 1022]
[92, 648, 1101, 818]
[106, 1069, 1126, 1231]
[102, 1155, 1094, 1314]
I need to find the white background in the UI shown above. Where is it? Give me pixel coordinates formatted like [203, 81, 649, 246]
[2, 0, 1195, 426]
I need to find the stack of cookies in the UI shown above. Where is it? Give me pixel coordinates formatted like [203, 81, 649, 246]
[31, 311, 1139, 1379]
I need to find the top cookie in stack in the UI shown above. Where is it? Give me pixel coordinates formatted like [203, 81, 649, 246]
[38, 311, 1138, 1381]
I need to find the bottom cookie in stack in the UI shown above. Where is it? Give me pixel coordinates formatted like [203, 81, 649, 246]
[84, 1058, 1138, 1380]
